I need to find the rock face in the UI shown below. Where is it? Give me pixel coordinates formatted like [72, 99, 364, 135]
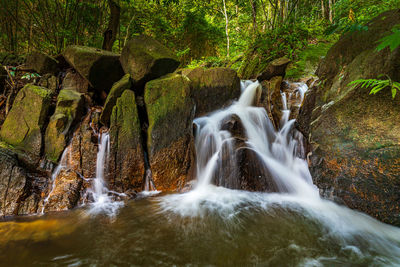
[183, 67, 241, 116]
[257, 57, 291, 82]
[108, 90, 145, 192]
[25, 51, 59, 75]
[45, 89, 86, 162]
[62, 46, 124, 93]
[0, 84, 52, 163]
[298, 9, 400, 226]
[100, 74, 132, 126]
[259, 76, 283, 129]
[120, 35, 180, 89]
[145, 74, 195, 191]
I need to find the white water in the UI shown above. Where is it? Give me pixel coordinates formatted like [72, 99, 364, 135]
[88, 132, 123, 216]
[160, 80, 400, 261]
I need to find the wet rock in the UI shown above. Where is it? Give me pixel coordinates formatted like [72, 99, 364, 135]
[25, 51, 59, 75]
[0, 148, 27, 216]
[220, 114, 245, 139]
[62, 45, 124, 94]
[38, 73, 58, 93]
[120, 35, 180, 90]
[145, 73, 195, 191]
[260, 76, 283, 129]
[100, 74, 132, 126]
[257, 57, 291, 82]
[295, 86, 317, 139]
[0, 84, 52, 164]
[42, 169, 83, 212]
[183, 67, 241, 116]
[62, 70, 89, 93]
[45, 89, 86, 162]
[305, 9, 400, 226]
[109, 90, 145, 192]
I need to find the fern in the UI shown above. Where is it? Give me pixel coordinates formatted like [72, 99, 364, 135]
[349, 76, 400, 99]
[376, 24, 400, 52]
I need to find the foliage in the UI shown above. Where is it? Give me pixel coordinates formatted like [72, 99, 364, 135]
[376, 25, 400, 52]
[349, 77, 400, 99]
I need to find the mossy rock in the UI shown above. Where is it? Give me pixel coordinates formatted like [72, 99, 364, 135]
[100, 74, 132, 126]
[109, 90, 144, 192]
[45, 89, 86, 162]
[0, 84, 52, 160]
[144, 73, 195, 191]
[257, 57, 291, 82]
[62, 45, 124, 93]
[183, 67, 240, 116]
[145, 73, 194, 154]
[25, 51, 59, 75]
[120, 35, 180, 89]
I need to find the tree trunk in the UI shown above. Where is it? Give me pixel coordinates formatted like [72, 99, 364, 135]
[321, 0, 325, 19]
[102, 0, 120, 51]
[250, 0, 258, 34]
[223, 0, 230, 57]
[328, 0, 333, 22]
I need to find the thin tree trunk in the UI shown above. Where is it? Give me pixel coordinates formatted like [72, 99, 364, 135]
[250, 0, 258, 34]
[102, 0, 120, 51]
[222, 0, 230, 57]
[321, 0, 325, 19]
[328, 0, 333, 22]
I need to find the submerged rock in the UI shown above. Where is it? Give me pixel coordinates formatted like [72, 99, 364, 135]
[120, 35, 180, 89]
[109, 90, 145, 192]
[62, 45, 124, 94]
[299, 9, 400, 226]
[25, 51, 59, 75]
[45, 89, 86, 162]
[100, 74, 132, 126]
[0, 84, 52, 164]
[145, 73, 195, 191]
[183, 67, 241, 116]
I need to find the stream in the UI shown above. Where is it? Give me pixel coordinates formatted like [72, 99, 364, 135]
[1, 81, 400, 266]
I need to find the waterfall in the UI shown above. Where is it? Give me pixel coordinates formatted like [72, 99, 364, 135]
[88, 132, 123, 216]
[192, 81, 317, 197]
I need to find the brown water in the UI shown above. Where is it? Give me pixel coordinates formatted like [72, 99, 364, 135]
[1, 190, 400, 266]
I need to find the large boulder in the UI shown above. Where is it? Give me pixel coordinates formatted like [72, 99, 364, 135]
[108, 90, 145, 192]
[0, 84, 52, 163]
[299, 9, 400, 226]
[61, 70, 89, 93]
[62, 46, 124, 94]
[25, 51, 59, 75]
[259, 76, 283, 129]
[144, 74, 195, 191]
[120, 35, 180, 90]
[257, 57, 291, 82]
[100, 74, 132, 126]
[183, 67, 241, 116]
[45, 89, 86, 162]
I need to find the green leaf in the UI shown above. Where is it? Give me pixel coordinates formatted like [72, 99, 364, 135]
[376, 26, 400, 52]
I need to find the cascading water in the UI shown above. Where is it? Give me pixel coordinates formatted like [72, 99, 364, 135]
[88, 132, 123, 216]
[159, 80, 400, 262]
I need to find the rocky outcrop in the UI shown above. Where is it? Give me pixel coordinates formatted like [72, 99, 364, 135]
[298, 9, 400, 226]
[144, 74, 195, 191]
[45, 89, 86, 162]
[259, 76, 283, 129]
[25, 51, 59, 75]
[62, 45, 124, 94]
[183, 67, 241, 116]
[0, 84, 52, 164]
[100, 74, 132, 126]
[108, 90, 145, 192]
[120, 35, 180, 90]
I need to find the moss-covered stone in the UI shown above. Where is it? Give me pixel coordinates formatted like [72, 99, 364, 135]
[257, 57, 291, 82]
[183, 67, 240, 117]
[144, 73, 195, 191]
[62, 45, 124, 93]
[25, 51, 59, 75]
[100, 74, 132, 126]
[297, 9, 400, 226]
[0, 84, 52, 161]
[120, 35, 180, 89]
[108, 90, 145, 192]
[45, 89, 86, 162]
